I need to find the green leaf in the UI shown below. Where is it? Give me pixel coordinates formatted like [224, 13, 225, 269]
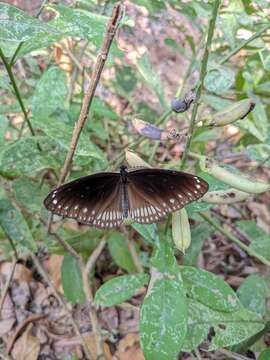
[94, 273, 149, 306]
[0, 197, 36, 251]
[0, 137, 59, 177]
[32, 67, 68, 120]
[183, 298, 264, 352]
[33, 116, 105, 161]
[61, 254, 85, 304]
[259, 349, 270, 360]
[107, 233, 137, 273]
[0, 3, 61, 42]
[204, 67, 235, 94]
[140, 269, 187, 360]
[183, 223, 213, 265]
[181, 266, 241, 313]
[48, 4, 107, 46]
[136, 54, 167, 109]
[237, 274, 268, 316]
[13, 178, 48, 213]
[237, 220, 270, 260]
[247, 144, 270, 167]
[132, 223, 159, 245]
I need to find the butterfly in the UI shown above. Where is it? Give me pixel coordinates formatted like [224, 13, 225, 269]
[44, 165, 208, 229]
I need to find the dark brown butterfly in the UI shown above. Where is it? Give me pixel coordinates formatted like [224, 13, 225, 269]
[44, 165, 208, 229]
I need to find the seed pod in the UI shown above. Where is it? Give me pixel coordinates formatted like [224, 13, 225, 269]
[130, 118, 185, 141]
[202, 158, 270, 194]
[125, 150, 152, 168]
[201, 188, 250, 204]
[203, 99, 255, 127]
[172, 208, 191, 253]
[171, 90, 195, 113]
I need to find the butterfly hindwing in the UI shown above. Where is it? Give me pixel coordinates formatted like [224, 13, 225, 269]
[44, 172, 123, 228]
[127, 168, 208, 224]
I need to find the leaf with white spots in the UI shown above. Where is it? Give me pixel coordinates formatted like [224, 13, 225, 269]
[132, 223, 159, 245]
[94, 273, 149, 307]
[140, 268, 187, 360]
[0, 197, 36, 252]
[181, 266, 241, 313]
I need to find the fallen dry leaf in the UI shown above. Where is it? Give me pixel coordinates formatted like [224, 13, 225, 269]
[83, 332, 112, 360]
[11, 323, 40, 360]
[45, 254, 63, 292]
[0, 262, 32, 283]
[114, 333, 144, 360]
[0, 318, 15, 337]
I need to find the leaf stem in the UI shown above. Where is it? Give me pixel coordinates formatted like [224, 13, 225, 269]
[180, 0, 220, 169]
[0, 47, 38, 139]
[199, 212, 270, 267]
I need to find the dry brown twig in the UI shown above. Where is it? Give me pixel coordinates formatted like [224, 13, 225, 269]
[0, 258, 17, 315]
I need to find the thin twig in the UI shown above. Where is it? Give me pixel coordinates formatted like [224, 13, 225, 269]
[57, 2, 123, 185]
[30, 252, 93, 360]
[200, 212, 270, 267]
[219, 24, 270, 65]
[0, 258, 17, 315]
[81, 239, 107, 360]
[180, 0, 220, 169]
[47, 2, 124, 232]
[0, 48, 38, 140]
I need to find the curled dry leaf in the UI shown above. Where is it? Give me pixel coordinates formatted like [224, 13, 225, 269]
[83, 332, 112, 360]
[125, 150, 152, 168]
[12, 323, 40, 360]
[201, 188, 250, 204]
[172, 208, 191, 253]
[114, 333, 145, 360]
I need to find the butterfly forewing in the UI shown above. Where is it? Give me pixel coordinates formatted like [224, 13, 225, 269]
[44, 172, 123, 228]
[126, 168, 208, 224]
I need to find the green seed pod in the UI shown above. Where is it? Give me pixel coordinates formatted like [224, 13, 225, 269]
[172, 208, 191, 254]
[125, 150, 152, 168]
[203, 99, 255, 127]
[201, 188, 250, 204]
[202, 158, 270, 194]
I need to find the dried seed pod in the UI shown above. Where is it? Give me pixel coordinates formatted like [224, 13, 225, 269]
[202, 158, 270, 194]
[125, 150, 152, 168]
[171, 90, 196, 113]
[130, 118, 186, 141]
[203, 99, 255, 127]
[201, 188, 250, 204]
[172, 208, 191, 254]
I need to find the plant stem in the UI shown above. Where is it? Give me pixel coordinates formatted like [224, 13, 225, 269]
[0, 47, 38, 140]
[200, 212, 270, 267]
[180, 0, 220, 169]
[219, 24, 270, 65]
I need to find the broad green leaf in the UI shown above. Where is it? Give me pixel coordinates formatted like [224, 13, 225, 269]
[183, 223, 213, 265]
[48, 4, 107, 46]
[136, 54, 167, 109]
[32, 67, 68, 120]
[140, 269, 187, 360]
[249, 97, 268, 142]
[237, 220, 270, 260]
[95, 273, 149, 306]
[247, 144, 270, 167]
[259, 349, 270, 360]
[0, 3, 61, 42]
[237, 274, 268, 316]
[107, 233, 137, 273]
[202, 94, 233, 111]
[183, 299, 264, 352]
[132, 0, 166, 12]
[90, 97, 118, 121]
[0, 136, 59, 177]
[33, 116, 105, 161]
[13, 178, 48, 213]
[151, 238, 179, 275]
[61, 254, 85, 304]
[132, 223, 159, 245]
[0, 197, 36, 251]
[181, 266, 241, 313]
[204, 67, 235, 94]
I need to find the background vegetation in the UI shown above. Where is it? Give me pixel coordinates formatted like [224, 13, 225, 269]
[0, 0, 269, 359]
